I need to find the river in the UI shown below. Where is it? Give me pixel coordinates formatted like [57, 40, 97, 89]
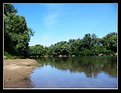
[29, 56, 117, 88]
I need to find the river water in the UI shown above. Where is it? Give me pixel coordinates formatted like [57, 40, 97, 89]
[29, 56, 117, 88]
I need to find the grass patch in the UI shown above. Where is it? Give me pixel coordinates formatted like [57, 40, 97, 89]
[4, 51, 19, 59]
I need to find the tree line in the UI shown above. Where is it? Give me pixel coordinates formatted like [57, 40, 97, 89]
[4, 4, 117, 59]
[29, 32, 117, 58]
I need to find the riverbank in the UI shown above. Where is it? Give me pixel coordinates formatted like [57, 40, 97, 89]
[3, 59, 38, 88]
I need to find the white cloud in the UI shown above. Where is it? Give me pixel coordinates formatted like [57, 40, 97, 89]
[43, 4, 64, 28]
[40, 4, 67, 46]
[44, 13, 59, 27]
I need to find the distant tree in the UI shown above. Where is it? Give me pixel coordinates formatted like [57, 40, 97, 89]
[83, 33, 92, 49]
[101, 32, 117, 53]
[29, 44, 45, 58]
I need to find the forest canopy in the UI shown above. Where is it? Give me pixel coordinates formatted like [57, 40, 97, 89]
[28, 32, 117, 58]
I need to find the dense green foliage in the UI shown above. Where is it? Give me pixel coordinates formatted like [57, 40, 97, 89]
[4, 4, 33, 58]
[4, 4, 117, 59]
[29, 32, 117, 58]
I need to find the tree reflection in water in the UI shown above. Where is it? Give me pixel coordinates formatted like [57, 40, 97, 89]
[36, 56, 117, 78]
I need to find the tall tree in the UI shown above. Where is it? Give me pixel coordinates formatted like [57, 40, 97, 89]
[4, 4, 33, 57]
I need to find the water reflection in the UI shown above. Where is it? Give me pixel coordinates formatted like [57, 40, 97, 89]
[30, 56, 117, 88]
[36, 56, 117, 78]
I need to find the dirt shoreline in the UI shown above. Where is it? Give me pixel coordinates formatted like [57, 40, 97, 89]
[3, 59, 39, 88]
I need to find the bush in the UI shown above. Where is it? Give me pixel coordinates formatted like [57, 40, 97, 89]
[4, 51, 19, 59]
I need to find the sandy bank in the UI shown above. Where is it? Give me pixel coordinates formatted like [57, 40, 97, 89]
[3, 59, 39, 88]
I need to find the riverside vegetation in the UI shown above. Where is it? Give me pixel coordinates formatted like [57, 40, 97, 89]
[4, 4, 117, 59]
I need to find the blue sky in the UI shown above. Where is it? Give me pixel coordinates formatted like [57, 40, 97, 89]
[13, 3, 118, 47]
